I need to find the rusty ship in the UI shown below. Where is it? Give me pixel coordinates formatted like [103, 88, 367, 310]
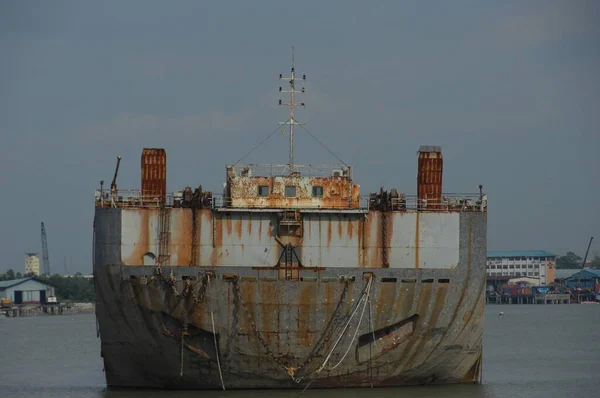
[93, 50, 488, 390]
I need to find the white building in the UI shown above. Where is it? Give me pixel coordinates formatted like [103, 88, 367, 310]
[486, 250, 557, 286]
[25, 253, 41, 276]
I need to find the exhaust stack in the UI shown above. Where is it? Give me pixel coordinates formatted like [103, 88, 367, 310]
[417, 146, 443, 210]
[141, 148, 167, 202]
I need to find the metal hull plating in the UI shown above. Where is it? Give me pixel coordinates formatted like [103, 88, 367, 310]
[93, 208, 486, 390]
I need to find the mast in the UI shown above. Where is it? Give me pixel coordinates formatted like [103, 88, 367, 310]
[278, 46, 306, 173]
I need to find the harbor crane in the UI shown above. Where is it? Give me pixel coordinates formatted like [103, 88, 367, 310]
[41, 222, 50, 277]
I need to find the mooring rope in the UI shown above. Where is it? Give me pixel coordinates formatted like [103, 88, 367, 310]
[207, 274, 226, 390]
[315, 276, 373, 373]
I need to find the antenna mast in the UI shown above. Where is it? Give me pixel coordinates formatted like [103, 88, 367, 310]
[278, 46, 306, 173]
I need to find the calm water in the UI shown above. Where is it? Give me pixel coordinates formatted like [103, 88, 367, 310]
[0, 305, 598, 398]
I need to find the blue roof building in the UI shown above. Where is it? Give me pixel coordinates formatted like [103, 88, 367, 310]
[487, 250, 557, 258]
[564, 269, 600, 289]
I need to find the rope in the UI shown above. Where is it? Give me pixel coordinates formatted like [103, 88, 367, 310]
[298, 124, 348, 166]
[325, 277, 373, 371]
[315, 277, 373, 374]
[180, 330, 184, 377]
[207, 274, 226, 390]
[368, 296, 374, 388]
[234, 119, 291, 165]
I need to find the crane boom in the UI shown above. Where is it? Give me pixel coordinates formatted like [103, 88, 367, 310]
[41, 222, 50, 277]
[111, 156, 122, 191]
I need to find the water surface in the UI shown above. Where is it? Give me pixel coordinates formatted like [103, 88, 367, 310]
[0, 305, 598, 397]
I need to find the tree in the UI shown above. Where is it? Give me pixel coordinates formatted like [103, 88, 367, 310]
[15, 272, 22, 279]
[556, 251, 583, 269]
[6, 269, 15, 280]
[590, 255, 600, 269]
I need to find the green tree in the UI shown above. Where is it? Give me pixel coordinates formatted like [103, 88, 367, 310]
[38, 274, 95, 302]
[556, 251, 583, 269]
[590, 255, 600, 269]
[6, 269, 15, 280]
[15, 272, 22, 279]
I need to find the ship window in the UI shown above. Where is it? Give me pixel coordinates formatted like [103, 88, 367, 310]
[312, 186, 324, 198]
[258, 185, 269, 197]
[285, 185, 296, 197]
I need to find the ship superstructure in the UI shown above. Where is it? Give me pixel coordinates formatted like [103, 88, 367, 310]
[93, 49, 488, 390]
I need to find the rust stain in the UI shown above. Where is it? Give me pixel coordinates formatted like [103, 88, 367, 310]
[239, 280, 257, 336]
[384, 212, 394, 267]
[184, 342, 209, 358]
[327, 218, 332, 247]
[258, 219, 263, 241]
[415, 213, 420, 269]
[375, 280, 396, 325]
[398, 282, 434, 371]
[348, 219, 354, 240]
[394, 280, 415, 322]
[402, 283, 448, 371]
[337, 216, 343, 239]
[258, 281, 276, 346]
[210, 216, 224, 266]
[357, 218, 364, 268]
[225, 215, 233, 236]
[462, 310, 473, 323]
[124, 209, 150, 265]
[324, 281, 334, 321]
[235, 218, 243, 240]
[228, 172, 360, 209]
[190, 296, 205, 327]
[247, 213, 253, 236]
[174, 208, 192, 266]
[298, 283, 316, 346]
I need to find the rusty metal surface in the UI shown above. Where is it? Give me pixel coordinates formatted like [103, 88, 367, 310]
[227, 174, 361, 209]
[95, 209, 487, 389]
[417, 146, 443, 210]
[118, 208, 463, 269]
[93, 143, 487, 389]
[93, 212, 487, 389]
[141, 148, 167, 200]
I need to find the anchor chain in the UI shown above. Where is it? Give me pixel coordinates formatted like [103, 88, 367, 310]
[232, 278, 290, 373]
[232, 277, 353, 382]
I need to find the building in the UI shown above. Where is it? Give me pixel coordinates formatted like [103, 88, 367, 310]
[0, 277, 55, 304]
[563, 269, 600, 289]
[486, 250, 557, 286]
[25, 253, 41, 276]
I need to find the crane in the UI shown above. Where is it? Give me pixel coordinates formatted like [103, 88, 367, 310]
[41, 222, 50, 277]
[110, 156, 122, 206]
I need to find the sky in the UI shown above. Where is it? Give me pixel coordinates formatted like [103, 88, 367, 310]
[1, 0, 598, 274]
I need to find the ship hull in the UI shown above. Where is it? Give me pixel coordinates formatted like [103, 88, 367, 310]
[94, 212, 486, 390]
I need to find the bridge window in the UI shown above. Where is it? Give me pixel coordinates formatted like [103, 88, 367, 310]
[285, 186, 296, 197]
[258, 186, 269, 197]
[312, 186, 324, 198]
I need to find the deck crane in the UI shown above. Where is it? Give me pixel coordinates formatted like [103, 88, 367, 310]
[110, 156, 122, 207]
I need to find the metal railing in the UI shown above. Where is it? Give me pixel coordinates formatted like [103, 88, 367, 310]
[96, 190, 487, 213]
[228, 164, 351, 178]
[95, 189, 174, 209]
